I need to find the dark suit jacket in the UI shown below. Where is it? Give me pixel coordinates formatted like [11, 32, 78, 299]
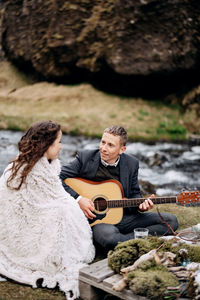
[60, 149, 141, 213]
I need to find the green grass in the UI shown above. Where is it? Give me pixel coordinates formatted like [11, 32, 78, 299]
[156, 121, 186, 140]
[152, 204, 200, 231]
[139, 109, 149, 116]
[0, 281, 66, 300]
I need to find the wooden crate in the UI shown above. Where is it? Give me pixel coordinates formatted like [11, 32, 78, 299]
[79, 258, 186, 300]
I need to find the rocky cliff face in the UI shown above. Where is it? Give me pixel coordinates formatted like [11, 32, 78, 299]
[1, 0, 200, 96]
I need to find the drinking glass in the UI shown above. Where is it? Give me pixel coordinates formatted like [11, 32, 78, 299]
[134, 228, 149, 239]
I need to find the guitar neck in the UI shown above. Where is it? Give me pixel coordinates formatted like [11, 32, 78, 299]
[107, 196, 177, 208]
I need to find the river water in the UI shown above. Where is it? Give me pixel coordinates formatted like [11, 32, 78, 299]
[0, 130, 200, 196]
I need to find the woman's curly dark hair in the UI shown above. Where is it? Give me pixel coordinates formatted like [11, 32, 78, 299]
[7, 120, 61, 190]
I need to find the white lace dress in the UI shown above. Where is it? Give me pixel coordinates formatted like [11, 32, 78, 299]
[0, 157, 95, 299]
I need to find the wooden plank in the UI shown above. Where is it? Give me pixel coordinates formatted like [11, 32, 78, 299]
[79, 280, 106, 300]
[103, 274, 146, 300]
[79, 274, 146, 300]
[103, 273, 123, 288]
[79, 258, 114, 283]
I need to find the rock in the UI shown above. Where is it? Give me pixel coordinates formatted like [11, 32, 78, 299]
[139, 179, 156, 195]
[1, 0, 200, 95]
[0, 0, 6, 61]
[181, 85, 200, 134]
[182, 86, 200, 117]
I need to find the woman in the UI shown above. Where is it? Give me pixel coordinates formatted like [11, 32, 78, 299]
[0, 121, 95, 300]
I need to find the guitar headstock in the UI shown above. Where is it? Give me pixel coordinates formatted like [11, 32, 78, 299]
[177, 190, 200, 206]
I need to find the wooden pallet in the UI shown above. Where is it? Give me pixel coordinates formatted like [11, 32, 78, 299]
[79, 258, 186, 300]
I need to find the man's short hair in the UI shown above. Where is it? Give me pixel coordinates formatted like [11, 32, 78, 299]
[104, 126, 128, 146]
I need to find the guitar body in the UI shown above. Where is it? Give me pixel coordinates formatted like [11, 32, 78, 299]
[65, 178, 124, 226]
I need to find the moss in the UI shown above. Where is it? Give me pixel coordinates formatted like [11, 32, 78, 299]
[52, 34, 64, 40]
[108, 246, 138, 273]
[108, 237, 200, 274]
[61, 0, 91, 11]
[127, 260, 179, 300]
[179, 243, 200, 262]
[76, 0, 117, 71]
[108, 238, 153, 273]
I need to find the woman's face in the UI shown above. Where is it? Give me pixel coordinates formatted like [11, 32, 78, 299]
[44, 130, 62, 160]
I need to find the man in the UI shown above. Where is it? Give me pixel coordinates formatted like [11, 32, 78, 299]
[60, 126, 178, 251]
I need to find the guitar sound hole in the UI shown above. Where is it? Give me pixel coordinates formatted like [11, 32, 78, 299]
[94, 197, 107, 212]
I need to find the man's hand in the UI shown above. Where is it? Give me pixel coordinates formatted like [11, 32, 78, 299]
[139, 194, 154, 212]
[78, 197, 96, 219]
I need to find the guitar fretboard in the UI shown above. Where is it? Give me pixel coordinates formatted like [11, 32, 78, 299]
[106, 196, 177, 208]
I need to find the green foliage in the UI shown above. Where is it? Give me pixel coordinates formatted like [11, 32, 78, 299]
[69, 128, 80, 136]
[109, 113, 117, 118]
[83, 130, 90, 136]
[156, 121, 186, 139]
[145, 129, 153, 134]
[139, 109, 149, 116]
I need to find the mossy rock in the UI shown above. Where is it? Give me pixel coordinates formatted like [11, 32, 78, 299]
[127, 259, 179, 300]
[108, 236, 200, 274]
[108, 237, 174, 273]
[108, 238, 151, 273]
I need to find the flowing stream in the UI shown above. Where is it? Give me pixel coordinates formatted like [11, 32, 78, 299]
[0, 130, 200, 196]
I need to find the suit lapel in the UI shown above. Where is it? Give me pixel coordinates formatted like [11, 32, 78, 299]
[86, 151, 100, 179]
[119, 154, 129, 197]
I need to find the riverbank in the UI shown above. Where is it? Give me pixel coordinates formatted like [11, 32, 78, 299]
[0, 60, 199, 143]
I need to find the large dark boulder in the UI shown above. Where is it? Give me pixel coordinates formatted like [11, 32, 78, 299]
[1, 0, 200, 95]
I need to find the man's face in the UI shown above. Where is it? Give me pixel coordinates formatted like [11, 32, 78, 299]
[99, 132, 126, 164]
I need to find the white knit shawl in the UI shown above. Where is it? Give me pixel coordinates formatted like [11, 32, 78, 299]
[0, 157, 95, 299]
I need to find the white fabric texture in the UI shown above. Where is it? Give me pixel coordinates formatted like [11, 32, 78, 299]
[0, 157, 95, 299]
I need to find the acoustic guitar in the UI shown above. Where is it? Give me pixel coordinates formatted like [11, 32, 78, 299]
[64, 177, 200, 227]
